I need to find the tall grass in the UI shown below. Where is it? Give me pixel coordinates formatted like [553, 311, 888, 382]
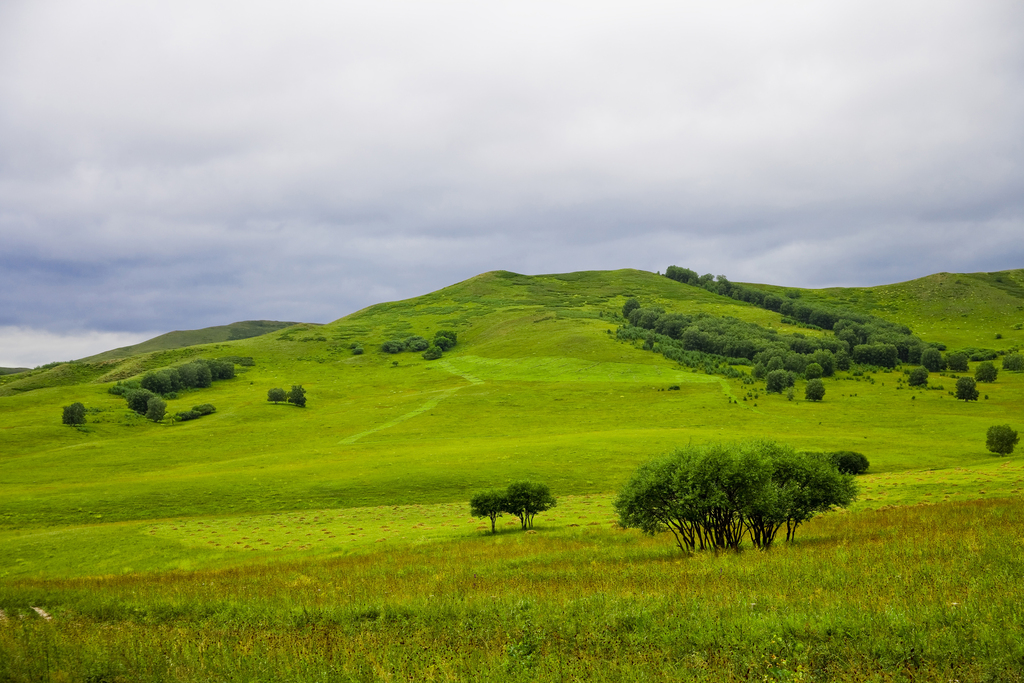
[2, 498, 1021, 682]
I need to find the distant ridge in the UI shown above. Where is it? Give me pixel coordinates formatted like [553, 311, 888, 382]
[0, 367, 29, 376]
[77, 320, 304, 362]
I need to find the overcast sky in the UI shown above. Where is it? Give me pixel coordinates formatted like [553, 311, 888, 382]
[1, 1, 1022, 367]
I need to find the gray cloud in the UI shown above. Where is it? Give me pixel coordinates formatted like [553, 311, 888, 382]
[1, 1, 1022, 365]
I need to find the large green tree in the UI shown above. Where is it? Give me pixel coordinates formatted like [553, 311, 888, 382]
[955, 376, 979, 401]
[288, 385, 307, 408]
[975, 362, 998, 383]
[804, 378, 825, 401]
[503, 481, 556, 530]
[920, 348, 945, 372]
[908, 366, 929, 387]
[267, 387, 287, 404]
[1002, 353, 1024, 372]
[145, 396, 167, 422]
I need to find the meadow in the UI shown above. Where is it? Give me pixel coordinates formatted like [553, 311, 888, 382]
[1, 268, 1022, 681]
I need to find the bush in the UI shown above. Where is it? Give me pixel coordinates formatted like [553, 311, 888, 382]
[422, 345, 443, 360]
[766, 369, 794, 393]
[62, 402, 86, 427]
[1002, 353, 1023, 372]
[829, 451, 870, 475]
[955, 376, 979, 401]
[288, 385, 307, 408]
[804, 362, 823, 380]
[404, 336, 429, 352]
[434, 330, 458, 348]
[804, 378, 825, 401]
[945, 352, 969, 372]
[622, 297, 641, 318]
[125, 388, 158, 415]
[107, 380, 140, 396]
[986, 425, 1019, 455]
[352, 346, 364, 355]
[145, 396, 167, 422]
[175, 410, 201, 421]
[380, 340, 405, 354]
[975, 362, 998, 383]
[268, 387, 287, 404]
[192, 404, 216, 416]
[921, 347, 945, 372]
[908, 366, 929, 387]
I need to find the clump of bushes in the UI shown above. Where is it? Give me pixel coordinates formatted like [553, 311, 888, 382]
[267, 386, 307, 407]
[380, 330, 458, 360]
[175, 404, 216, 422]
[828, 451, 870, 475]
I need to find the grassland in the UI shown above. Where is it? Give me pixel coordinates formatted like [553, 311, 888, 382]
[1, 267, 1022, 681]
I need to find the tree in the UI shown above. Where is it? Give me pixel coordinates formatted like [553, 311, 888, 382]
[503, 481, 556, 529]
[470, 490, 507, 533]
[404, 336, 429, 352]
[804, 378, 825, 401]
[829, 451, 869, 475]
[955, 376, 979, 401]
[267, 387, 287, 404]
[986, 425, 1019, 455]
[908, 366, 929, 387]
[1003, 353, 1023, 372]
[622, 297, 641, 318]
[975, 362, 998, 383]
[921, 348, 945, 372]
[945, 352, 969, 372]
[434, 330, 457, 351]
[766, 369, 794, 393]
[288, 385, 307, 408]
[380, 340, 405, 354]
[804, 362, 823, 380]
[62, 402, 86, 427]
[422, 345, 443, 360]
[145, 396, 166, 422]
[124, 388, 158, 414]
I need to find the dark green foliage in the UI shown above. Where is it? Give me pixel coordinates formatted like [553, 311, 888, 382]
[434, 330, 457, 345]
[404, 336, 429, 352]
[145, 396, 166, 422]
[124, 388, 158, 415]
[986, 425, 1019, 455]
[955, 376, 979, 401]
[945, 352, 969, 372]
[469, 490, 507, 533]
[175, 410, 202, 421]
[621, 297, 641, 318]
[614, 440, 856, 552]
[502, 481, 556, 529]
[267, 388, 287, 404]
[765, 369, 794, 393]
[811, 349, 835, 377]
[351, 346, 364, 355]
[1002, 353, 1023, 371]
[107, 380, 140, 396]
[908, 366, 929, 387]
[433, 330, 458, 351]
[192, 404, 216, 416]
[380, 340, 405, 354]
[62, 402, 86, 426]
[975, 362, 998, 383]
[920, 347, 945, 372]
[664, 266, 699, 285]
[853, 343, 899, 369]
[288, 385, 307, 408]
[804, 378, 825, 401]
[207, 360, 235, 380]
[182, 361, 212, 389]
[829, 451, 870, 475]
[804, 362, 823, 380]
[835, 349, 851, 371]
[141, 369, 181, 395]
[422, 345, 443, 360]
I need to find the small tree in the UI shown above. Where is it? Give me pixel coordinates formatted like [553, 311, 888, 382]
[986, 425, 1019, 455]
[975, 362, 998, 383]
[470, 490, 507, 533]
[288, 385, 307, 408]
[829, 451, 870, 475]
[622, 297, 641, 318]
[804, 378, 825, 401]
[921, 348, 945, 372]
[433, 330, 458, 351]
[804, 362, 823, 380]
[945, 352, 969, 373]
[503, 481, 556, 529]
[766, 369, 794, 393]
[1002, 353, 1023, 372]
[955, 376, 979, 401]
[124, 388, 158, 414]
[145, 396, 167, 422]
[62, 402, 86, 427]
[267, 387, 287, 404]
[422, 345, 443, 360]
[908, 366, 929, 387]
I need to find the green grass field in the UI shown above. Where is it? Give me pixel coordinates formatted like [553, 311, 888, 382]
[1, 267, 1022, 681]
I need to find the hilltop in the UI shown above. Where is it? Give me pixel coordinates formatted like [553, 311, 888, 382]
[78, 319, 302, 362]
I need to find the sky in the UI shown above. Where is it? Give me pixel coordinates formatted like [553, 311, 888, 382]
[1, 1, 1023, 367]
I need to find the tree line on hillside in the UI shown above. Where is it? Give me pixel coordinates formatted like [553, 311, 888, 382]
[107, 358, 237, 422]
[380, 330, 457, 360]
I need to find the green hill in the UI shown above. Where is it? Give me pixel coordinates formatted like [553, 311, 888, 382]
[0, 367, 28, 376]
[79, 319, 303, 362]
[1, 267, 1022, 680]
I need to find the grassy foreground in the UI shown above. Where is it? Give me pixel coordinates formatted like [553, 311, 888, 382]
[1, 497, 1022, 682]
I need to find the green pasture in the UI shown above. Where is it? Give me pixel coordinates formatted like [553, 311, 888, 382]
[2, 267, 1023, 679]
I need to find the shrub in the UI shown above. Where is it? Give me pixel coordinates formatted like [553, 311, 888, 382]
[192, 404, 216, 416]
[920, 348, 945, 372]
[908, 366, 929, 387]
[107, 380, 140, 396]
[622, 297, 641, 318]
[975, 362, 998, 383]
[380, 340, 405, 354]
[288, 385, 307, 408]
[986, 425, 1019, 455]
[62, 402, 86, 427]
[804, 378, 825, 401]
[1002, 353, 1023, 372]
[422, 345, 443, 360]
[175, 410, 201, 421]
[804, 362, 823, 380]
[125, 388, 158, 415]
[145, 396, 167, 422]
[765, 369, 794, 393]
[352, 346, 364, 355]
[955, 376, 979, 401]
[404, 336, 429, 352]
[267, 388, 287, 404]
[945, 352, 969, 372]
[829, 451, 870, 475]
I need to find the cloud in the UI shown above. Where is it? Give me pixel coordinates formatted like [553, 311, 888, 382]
[0, 326, 158, 368]
[0, 0, 1022, 359]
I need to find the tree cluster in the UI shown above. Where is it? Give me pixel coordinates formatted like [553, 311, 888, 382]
[614, 440, 857, 552]
[175, 403, 216, 422]
[380, 330, 458, 360]
[268, 385, 307, 407]
[470, 481, 557, 533]
[109, 359, 235, 399]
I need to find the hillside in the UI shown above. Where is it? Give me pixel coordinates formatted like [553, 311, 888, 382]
[78, 319, 303, 362]
[1, 267, 1022, 680]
